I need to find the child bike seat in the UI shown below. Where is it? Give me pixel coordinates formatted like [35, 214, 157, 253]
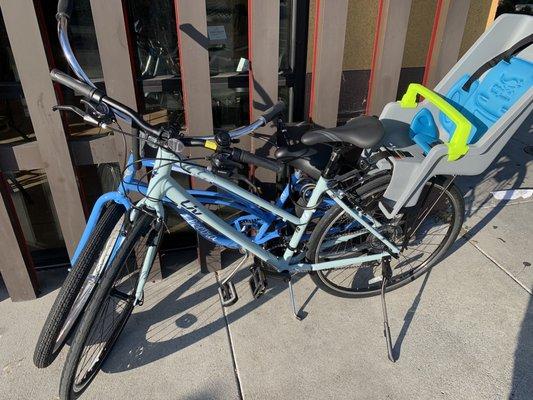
[409, 56, 533, 155]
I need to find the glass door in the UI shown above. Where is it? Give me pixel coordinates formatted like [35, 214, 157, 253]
[206, 0, 307, 127]
[126, 0, 309, 130]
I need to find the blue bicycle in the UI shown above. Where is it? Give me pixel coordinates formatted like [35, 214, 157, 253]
[34, 2, 465, 398]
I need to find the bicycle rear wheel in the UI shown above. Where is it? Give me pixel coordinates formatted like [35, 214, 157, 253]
[307, 175, 464, 297]
[59, 211, 157, 399]
[33, 202, 126, 368]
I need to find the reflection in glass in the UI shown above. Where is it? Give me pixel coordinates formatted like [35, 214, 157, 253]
[207, 1, 294, 127]
[0, 10, 35, 145]
[68, 0, 104, 81]
[206, 0, 248, 75]
[212, 86, 249, 129]
[206, 0, 293, 74]
[279, 0, 293, 71]
[127, 0, 184, 127]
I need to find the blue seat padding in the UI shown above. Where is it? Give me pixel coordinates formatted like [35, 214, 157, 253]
[409, 56, 533, 155]
[409, 108, 440, 154]
[438, 75, 480, 142]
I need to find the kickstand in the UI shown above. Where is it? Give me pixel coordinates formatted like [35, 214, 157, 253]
[381, 257, 396, 362]
[287, 276, 303, 321]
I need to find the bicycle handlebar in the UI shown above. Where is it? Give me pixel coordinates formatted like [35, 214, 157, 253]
[230, 148, 282, 173]
[50, 68, 161, 137]
[195, 101, 286, 141]
[50, 69, 102, 100]
[50, 67, 284, 146]
[261, 101, 285, 125]
[56, 0, 72, 20]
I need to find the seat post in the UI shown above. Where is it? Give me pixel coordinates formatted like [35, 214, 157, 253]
[322, 146, 342, 179]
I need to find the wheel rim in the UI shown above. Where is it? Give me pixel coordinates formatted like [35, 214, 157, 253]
[315, 182, 457, 294]
[72, 230, 150, 392]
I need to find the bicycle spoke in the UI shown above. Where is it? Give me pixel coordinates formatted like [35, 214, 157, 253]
[315, 181, 457, 293]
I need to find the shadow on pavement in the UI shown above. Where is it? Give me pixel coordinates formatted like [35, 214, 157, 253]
[0, 277, 9, 303]
[392, 269, 432, 360]
[0, 268, 67, 303]
[448, 114, 532, 258]
[510, 295, 533, 400]
[298, 285, 319, 318]
[102, 244, 437, 373]
[36, 268, 68, 297]
[101, 258, 290, 374]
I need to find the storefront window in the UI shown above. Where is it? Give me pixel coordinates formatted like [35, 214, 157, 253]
[206, 0, 295, 128]
[126, 1, 300, 129]
[127, 0, 184, 127]
[211, 86, 249, 129]
[279, 0, 293, 72]
[206, 1, 247, 128]
[40, 0, 103, 80]
[39, 0, 106, 139]
[206, 0, 247, 75]
[67, 1, 104, 81]
[0, 10, 35, 146]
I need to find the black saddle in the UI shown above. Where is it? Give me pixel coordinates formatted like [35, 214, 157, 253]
[275, 116, 384, 179]
[301, 116, 384, 148]
[275, 143, 333, 179]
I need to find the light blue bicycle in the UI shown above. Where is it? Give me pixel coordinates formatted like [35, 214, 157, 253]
[34, 2, 465, 399]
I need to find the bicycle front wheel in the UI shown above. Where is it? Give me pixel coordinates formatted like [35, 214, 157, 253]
[33, 202, 126, 368]
[307, 175, 464, 297]
[59, 211, 157, 399]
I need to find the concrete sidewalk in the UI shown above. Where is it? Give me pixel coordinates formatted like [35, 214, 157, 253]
[1, 129, 532, 399]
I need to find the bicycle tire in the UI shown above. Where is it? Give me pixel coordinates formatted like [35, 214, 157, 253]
[307, 175, 464, 298]
[59, 211, 155, 399]
[33, 202, 125, 368]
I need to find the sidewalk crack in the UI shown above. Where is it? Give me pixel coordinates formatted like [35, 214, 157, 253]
[462, 229, 532, 295]
[216, 273, 245, 400]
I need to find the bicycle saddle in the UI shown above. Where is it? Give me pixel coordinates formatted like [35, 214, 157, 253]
[301, 116, 385, 148]
[275, 143, 332, 179]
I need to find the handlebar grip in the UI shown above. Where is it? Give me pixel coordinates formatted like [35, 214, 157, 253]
[56, 0, 73, 20]
[50, 69, 103, 101]
[261, 101, 286, 125]
[232, 148, 282, 173]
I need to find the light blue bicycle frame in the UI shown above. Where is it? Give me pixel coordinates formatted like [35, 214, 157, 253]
[128, 146, 400, 302]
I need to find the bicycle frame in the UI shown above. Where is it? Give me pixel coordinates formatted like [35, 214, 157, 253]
[71, 155, 333, 264]
[129, 146, 400, 302]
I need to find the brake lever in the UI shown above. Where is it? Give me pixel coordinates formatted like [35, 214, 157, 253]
[80, 98, 110, 119]
[52, 104, 100, 126]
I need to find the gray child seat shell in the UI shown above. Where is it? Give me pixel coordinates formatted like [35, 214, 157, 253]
[376, 14, 533, 219]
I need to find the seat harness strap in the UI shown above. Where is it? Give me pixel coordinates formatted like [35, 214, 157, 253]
[462, 33, 533, 91]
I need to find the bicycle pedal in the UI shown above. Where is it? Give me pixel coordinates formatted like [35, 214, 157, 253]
[368, 275, 383, 285]
[218, 280, 238, 307]
[249, 266, 267, 299]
